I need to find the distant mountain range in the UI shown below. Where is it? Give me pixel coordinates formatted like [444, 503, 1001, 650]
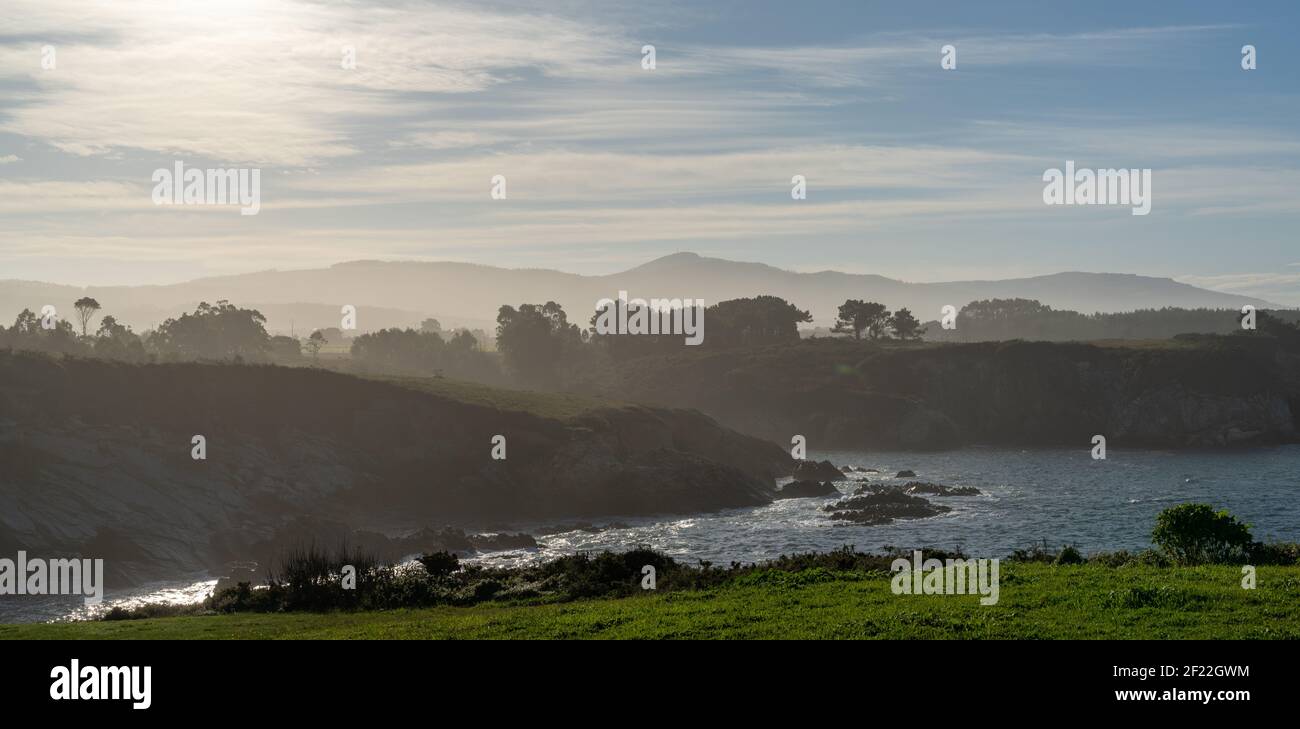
[0, 252, 1277, 335]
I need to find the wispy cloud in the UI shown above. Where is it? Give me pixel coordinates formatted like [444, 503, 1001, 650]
[0, 1, 1295, 296]
[0, 0, 623, 165]
[670, 24, 1237, 87]
[1177, 272, 1300, 307]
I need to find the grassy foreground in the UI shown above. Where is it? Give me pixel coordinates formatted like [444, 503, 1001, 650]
[4, 563, 1298, 639]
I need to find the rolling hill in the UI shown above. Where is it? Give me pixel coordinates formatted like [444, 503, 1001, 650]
[0, 252, 1275, 336]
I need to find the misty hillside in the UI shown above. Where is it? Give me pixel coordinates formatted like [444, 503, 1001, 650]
[572, 337, 1300, 450]
[0, 253, 1274, 336]
[0, 352, 789, 585]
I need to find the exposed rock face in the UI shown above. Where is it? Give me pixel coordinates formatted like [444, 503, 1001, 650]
[0, 353, 789, 586]
[824, 492, 950, 525]
[595, 339, 1300, 450]
[895, 470, 916, 478]
[775, 480, 840, 499]
[854, 481, 980, 497]
[791, 459, 846, 481]
[386, 526, 537, 554]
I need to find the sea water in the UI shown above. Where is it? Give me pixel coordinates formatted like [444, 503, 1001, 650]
[6, 445, 1297, 623]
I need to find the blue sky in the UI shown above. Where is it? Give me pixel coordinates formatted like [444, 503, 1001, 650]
[1, 0, 1297, 303]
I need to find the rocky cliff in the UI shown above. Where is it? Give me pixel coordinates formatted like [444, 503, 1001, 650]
[0, 352, 789, 586]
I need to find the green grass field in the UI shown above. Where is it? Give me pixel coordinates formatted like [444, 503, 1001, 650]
[4, 564, 1296, 640]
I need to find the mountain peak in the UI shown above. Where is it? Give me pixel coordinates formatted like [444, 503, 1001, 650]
[634, 252, 703, 269]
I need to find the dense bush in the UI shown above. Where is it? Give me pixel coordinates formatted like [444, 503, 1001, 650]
[1054, 545, 1084, 565]
[1007, 541, 1062, 563]
[1152, 503, 1254, 565]
[269, 542, 382, 611]
[1247, 541, 1300, 566]
[417, 551, 460, 578]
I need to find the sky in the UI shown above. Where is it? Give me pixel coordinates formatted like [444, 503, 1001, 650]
[0, 0, 1297, 304]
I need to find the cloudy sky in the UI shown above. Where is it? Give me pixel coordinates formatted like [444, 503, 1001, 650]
[1, 0, 1297, 304]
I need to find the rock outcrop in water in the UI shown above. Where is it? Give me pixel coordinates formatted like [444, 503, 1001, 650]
[0, 352, 790, 586]
[825, 492, 950, 525]
[791, 459, 847, 481]
[853, 481, 981, 497]
[775, 480, 840, 499]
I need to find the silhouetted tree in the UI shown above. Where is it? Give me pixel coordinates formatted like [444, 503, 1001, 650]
[73, 297, 101, 337]
[447, 329, 478, 351]
[705, 296, 811, 347]
[497, 301, 581, 388]
[889, 307, 925, 340]
[93, 315, 146, 361]
[151, 300, 270, 360]
[305, 330, 326, 359]
[587, 298, 690, 359]
[11, 309, 40, 335]
[832, 300, 890, 340]
[0, 308, 86, 355]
